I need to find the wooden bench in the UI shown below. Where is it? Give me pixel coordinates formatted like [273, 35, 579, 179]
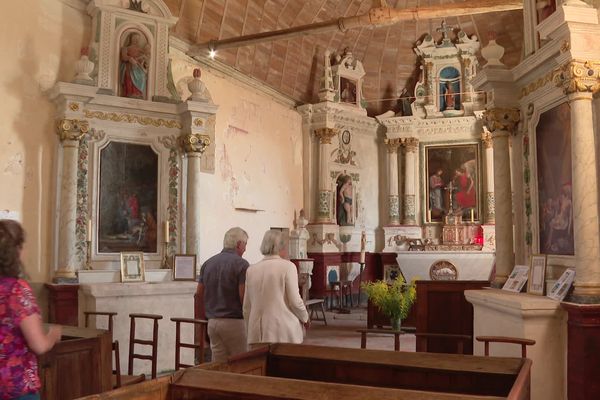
[356, 328, 415, 351]
[305, 299, 327, 325]
[415, 333, 473, 354]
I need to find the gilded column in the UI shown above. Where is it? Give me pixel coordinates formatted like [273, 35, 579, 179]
[314, 127, 339, 223]
[180, 133, 211, 261]
[402, 138, 419, 225]
[481, 131, 495, 224]
[385, 138, 402, 225]
[555, 60, 600, 300]
[55, 119, 89, 279]
[484, 109, 520, 286]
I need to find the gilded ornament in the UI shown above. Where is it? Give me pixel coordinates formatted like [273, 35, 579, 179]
[553, 59, 600, 95]
[83, 110, 183, 129]
[193, 118, 204, 127]
[384, 138, 402, 153]
[179, 133, 211, 154]
[56, 119, 89, 141]
[519, 70, 554, 99]
[481, 131, 493, 148]
[314, 127, 339, 144]
[403, 137, 419, 153]
[69, 102, 80, 111]
[483, 108, 520, 134]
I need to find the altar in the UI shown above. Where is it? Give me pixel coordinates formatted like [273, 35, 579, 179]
[397, 251, 495, 283]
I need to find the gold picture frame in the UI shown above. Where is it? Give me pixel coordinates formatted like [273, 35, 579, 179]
[120, 252, 145, 282]
[527, 254, 547, 295]
[173, 254, 197, 281]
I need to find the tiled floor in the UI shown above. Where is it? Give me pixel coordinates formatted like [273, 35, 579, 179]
[303, 308, 416, 352]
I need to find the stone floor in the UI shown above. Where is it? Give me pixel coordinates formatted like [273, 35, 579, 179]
[303, 308, 416, 352]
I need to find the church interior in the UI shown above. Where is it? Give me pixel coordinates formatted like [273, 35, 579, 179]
[2, 0, 600, 399]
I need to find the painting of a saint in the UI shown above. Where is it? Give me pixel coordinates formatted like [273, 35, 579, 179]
[336, 174, 354, 226]
[119, 31, 150, 99]
[425, 144, 479, 222]
[537, 103, 573, 255]
[439, 67, 461, 112]
[340, 78, 357, 104]
[98, 142, 158, 253]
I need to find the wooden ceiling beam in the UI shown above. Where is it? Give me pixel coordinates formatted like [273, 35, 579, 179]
[189, 0, 522, 56]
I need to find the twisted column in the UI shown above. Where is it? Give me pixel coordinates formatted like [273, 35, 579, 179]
[55, 119, 89, 279]
[385, 138, 402, 225]
[402, 138, 419, 225]
[314, 128, 339, 223]
[180, 133, 211, 261]
[484, 108, 520, 286]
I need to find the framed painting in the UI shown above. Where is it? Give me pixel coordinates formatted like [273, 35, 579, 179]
[536, 102, 573, 255]
[528, 254, 547, 295]
[339, 77, 357, 105]
[173, 254, 197, 281]
[120, 252, 145, 282]
[424, 143, 480, 223]
[98, 141, 159, 254]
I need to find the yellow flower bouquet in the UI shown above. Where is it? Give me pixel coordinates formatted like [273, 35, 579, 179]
[362, 276, 416, 331]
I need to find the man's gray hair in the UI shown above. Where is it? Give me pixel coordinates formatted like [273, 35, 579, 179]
[260, 229, 286, 256]
[223, 227, 248, 249]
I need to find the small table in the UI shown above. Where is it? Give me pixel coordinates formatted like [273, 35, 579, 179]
[356, 328, 415, 351]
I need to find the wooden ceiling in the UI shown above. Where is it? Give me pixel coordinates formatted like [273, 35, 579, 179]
[164, 0, 524, 115]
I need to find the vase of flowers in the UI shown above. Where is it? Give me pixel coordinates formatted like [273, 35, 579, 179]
[362, 276, 416, 331]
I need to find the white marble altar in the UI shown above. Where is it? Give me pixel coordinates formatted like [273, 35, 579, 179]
[465, 289, 567, 400]
[397, 251, 494, 282]
[79, 282, 197, 376]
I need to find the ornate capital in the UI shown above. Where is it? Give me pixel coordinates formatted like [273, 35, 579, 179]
[481, 131, 493, 149]
[403, 137, 419, 153]
[384, 138, 402, 153]
[483, 108, 520, 134]
[554, 60, 600, 95]
[179, 133, 211, 154]
[314, 127, 339, 144]
[56, 119, 89, 142]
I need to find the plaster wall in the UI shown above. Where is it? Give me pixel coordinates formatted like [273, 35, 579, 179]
[170, 53, 303, 265]
[0, 0, 90, 283]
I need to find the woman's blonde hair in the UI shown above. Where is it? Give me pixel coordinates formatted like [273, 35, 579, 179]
[259, 229, 286, 256]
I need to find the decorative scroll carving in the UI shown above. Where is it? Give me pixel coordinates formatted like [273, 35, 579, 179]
[179, 133, 211, 154]
[56, 119, 89, 141]
[483, 108, 520, 134]
[83, 110, 182, 129]
[314, 127, 339, 144]
[554, 60, 600, 95]
[403, 137, 419, 153]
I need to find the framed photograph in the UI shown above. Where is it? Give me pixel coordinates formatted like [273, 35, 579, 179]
[173, 254, 197, 281]
[383, 264, 403, 284]
[424, 143, 481, 224]
[120, 252, 145, 282]
[502, 265, 529, 293]
[528, 255, 547, 295]
[547, 268, 575, 301]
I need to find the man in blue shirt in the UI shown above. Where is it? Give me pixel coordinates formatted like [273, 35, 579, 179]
[197, 227, 249, 362]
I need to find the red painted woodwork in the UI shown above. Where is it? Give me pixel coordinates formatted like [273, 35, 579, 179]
[307, 252, 342, 299]
[45, 283, 79, 326]
[562, 302, 600, 400]
[416, 280, 489, 354]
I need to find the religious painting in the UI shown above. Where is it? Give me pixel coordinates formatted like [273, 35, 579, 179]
[119, 30, 150, 99]
[336, 174, 354, 226]
[438, 66, 461, 112]
[98, 141, 158, 253]
[339, 77, 357, 104]
[424, 143, 480, 223]
[536, 102, 573, 255]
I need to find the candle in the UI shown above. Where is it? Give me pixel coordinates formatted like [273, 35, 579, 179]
[87, 219, 92, 242]
[164, 221, 170, 243]
[470, 209, 475, 223]
[428, 210, 432, 223]
[360, 249, 366, 264]
[360, 231, 366, 264]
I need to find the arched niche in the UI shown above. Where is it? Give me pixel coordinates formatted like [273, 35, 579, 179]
[439, 66, 461, 112]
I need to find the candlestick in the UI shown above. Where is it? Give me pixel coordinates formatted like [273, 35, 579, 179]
[164, 220, 170, 243]
[87, 219, 92, 242]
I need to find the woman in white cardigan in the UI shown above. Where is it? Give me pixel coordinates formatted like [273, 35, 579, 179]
[243, 229, 309, 348]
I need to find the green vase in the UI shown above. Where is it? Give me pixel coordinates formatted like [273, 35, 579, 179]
[391, 317, 402, 331]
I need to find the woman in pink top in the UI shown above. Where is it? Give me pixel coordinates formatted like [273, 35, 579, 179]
[0, 220, 61, 400]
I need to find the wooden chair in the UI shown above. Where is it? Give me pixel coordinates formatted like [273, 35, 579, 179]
[476, 336, 536, 358]
[128, 313, 162, 380]
[415, 333, 473, 355]
[305, 299, 327, 325]
[83, 311, 122, 388]
[170, 317, 208, 370]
